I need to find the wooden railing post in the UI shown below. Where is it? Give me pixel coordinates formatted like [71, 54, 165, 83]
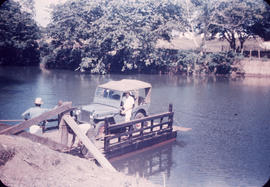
[104, 118, 109, 152]
[128, 125, 133, 143]
[168, 104, 173, 130]
[150, 119, 154, 132]
[140, 121, 144, 137]
[160, 117, 163, 130]
[169, 104, 173, 112]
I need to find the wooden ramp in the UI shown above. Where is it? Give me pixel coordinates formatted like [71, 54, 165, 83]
[63, 115, 116, 172]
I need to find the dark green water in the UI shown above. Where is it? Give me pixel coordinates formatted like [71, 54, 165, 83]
[0, 66, 269, 187]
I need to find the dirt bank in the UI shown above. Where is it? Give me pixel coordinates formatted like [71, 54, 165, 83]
[236, 59, 270, 76]
[0, 135, 160, 187]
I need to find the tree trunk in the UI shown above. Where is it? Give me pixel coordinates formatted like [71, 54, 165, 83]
[230, 34, 236, 51]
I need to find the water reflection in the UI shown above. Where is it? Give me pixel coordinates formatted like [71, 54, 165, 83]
[232, 75, 270, 87]
[111, 141, 180, 179]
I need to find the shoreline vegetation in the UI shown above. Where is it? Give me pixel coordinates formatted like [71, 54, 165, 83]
[1, 0, 270, 76]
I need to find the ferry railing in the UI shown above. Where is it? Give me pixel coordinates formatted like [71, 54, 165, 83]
[103, 104, 174, 152]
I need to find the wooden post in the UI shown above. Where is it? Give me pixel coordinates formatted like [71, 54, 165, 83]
[128, 125, 133, 144]
[104, 118, 109, 151]
[63, 115, 116, 172]
[150, 119, 154, 132]
[249, 49, 252, 59]
[59, 114, 68, 146]
[140, 121, 144, 137]
[169, 104, 173, 112]
[160, 117, 164, 130]
[168, 104, 173, 130]
[258, 49, 261, 59]
[104, 118, 109, 135]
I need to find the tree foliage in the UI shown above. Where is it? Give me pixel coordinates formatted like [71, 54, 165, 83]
[44, 0, 185, 73]
[203, 0, 266, 51]
[0, 0, 40, 66]
[251, 2, 270, 41]
[1, 0, 269, 75]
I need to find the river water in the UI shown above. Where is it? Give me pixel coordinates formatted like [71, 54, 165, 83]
[0, 66, 269, 187]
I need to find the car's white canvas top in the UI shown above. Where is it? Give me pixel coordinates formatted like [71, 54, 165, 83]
[99, 79, 151, 92]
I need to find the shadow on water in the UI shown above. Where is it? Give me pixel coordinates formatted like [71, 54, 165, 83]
[0, 76, 24, 95]
[0, 76, 23, 86]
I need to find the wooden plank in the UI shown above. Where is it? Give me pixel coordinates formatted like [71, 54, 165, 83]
[173, 125, 192, 132]
[0, 102, 72, 135]
[63, 115, 116, 172]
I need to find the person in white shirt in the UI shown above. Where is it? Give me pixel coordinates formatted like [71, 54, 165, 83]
[21, 97, 49, 135]
[121, 92, 135, 122]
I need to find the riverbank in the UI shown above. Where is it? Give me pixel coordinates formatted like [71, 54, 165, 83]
[0, 135, 160, 187]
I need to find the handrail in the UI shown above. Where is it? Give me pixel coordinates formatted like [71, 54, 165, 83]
[104, 104, 174, 152]
[108, 111, 173, 130]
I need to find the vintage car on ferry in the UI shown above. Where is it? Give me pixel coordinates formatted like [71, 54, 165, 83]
[73, 79, 152, 138]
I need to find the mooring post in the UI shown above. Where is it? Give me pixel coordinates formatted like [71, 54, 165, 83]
[59, 114, 69, 147]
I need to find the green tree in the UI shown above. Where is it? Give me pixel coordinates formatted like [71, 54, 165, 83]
[251, 2, 270, 41]
[0, 0, 40, 66]
[44, 0, 185, 73]
[205, 0, 266, 51]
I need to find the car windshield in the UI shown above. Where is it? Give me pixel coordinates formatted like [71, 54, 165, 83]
[95, 87, 121, 101]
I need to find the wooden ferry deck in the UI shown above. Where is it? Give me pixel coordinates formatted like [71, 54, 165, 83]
[0, 102, 180, 170]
